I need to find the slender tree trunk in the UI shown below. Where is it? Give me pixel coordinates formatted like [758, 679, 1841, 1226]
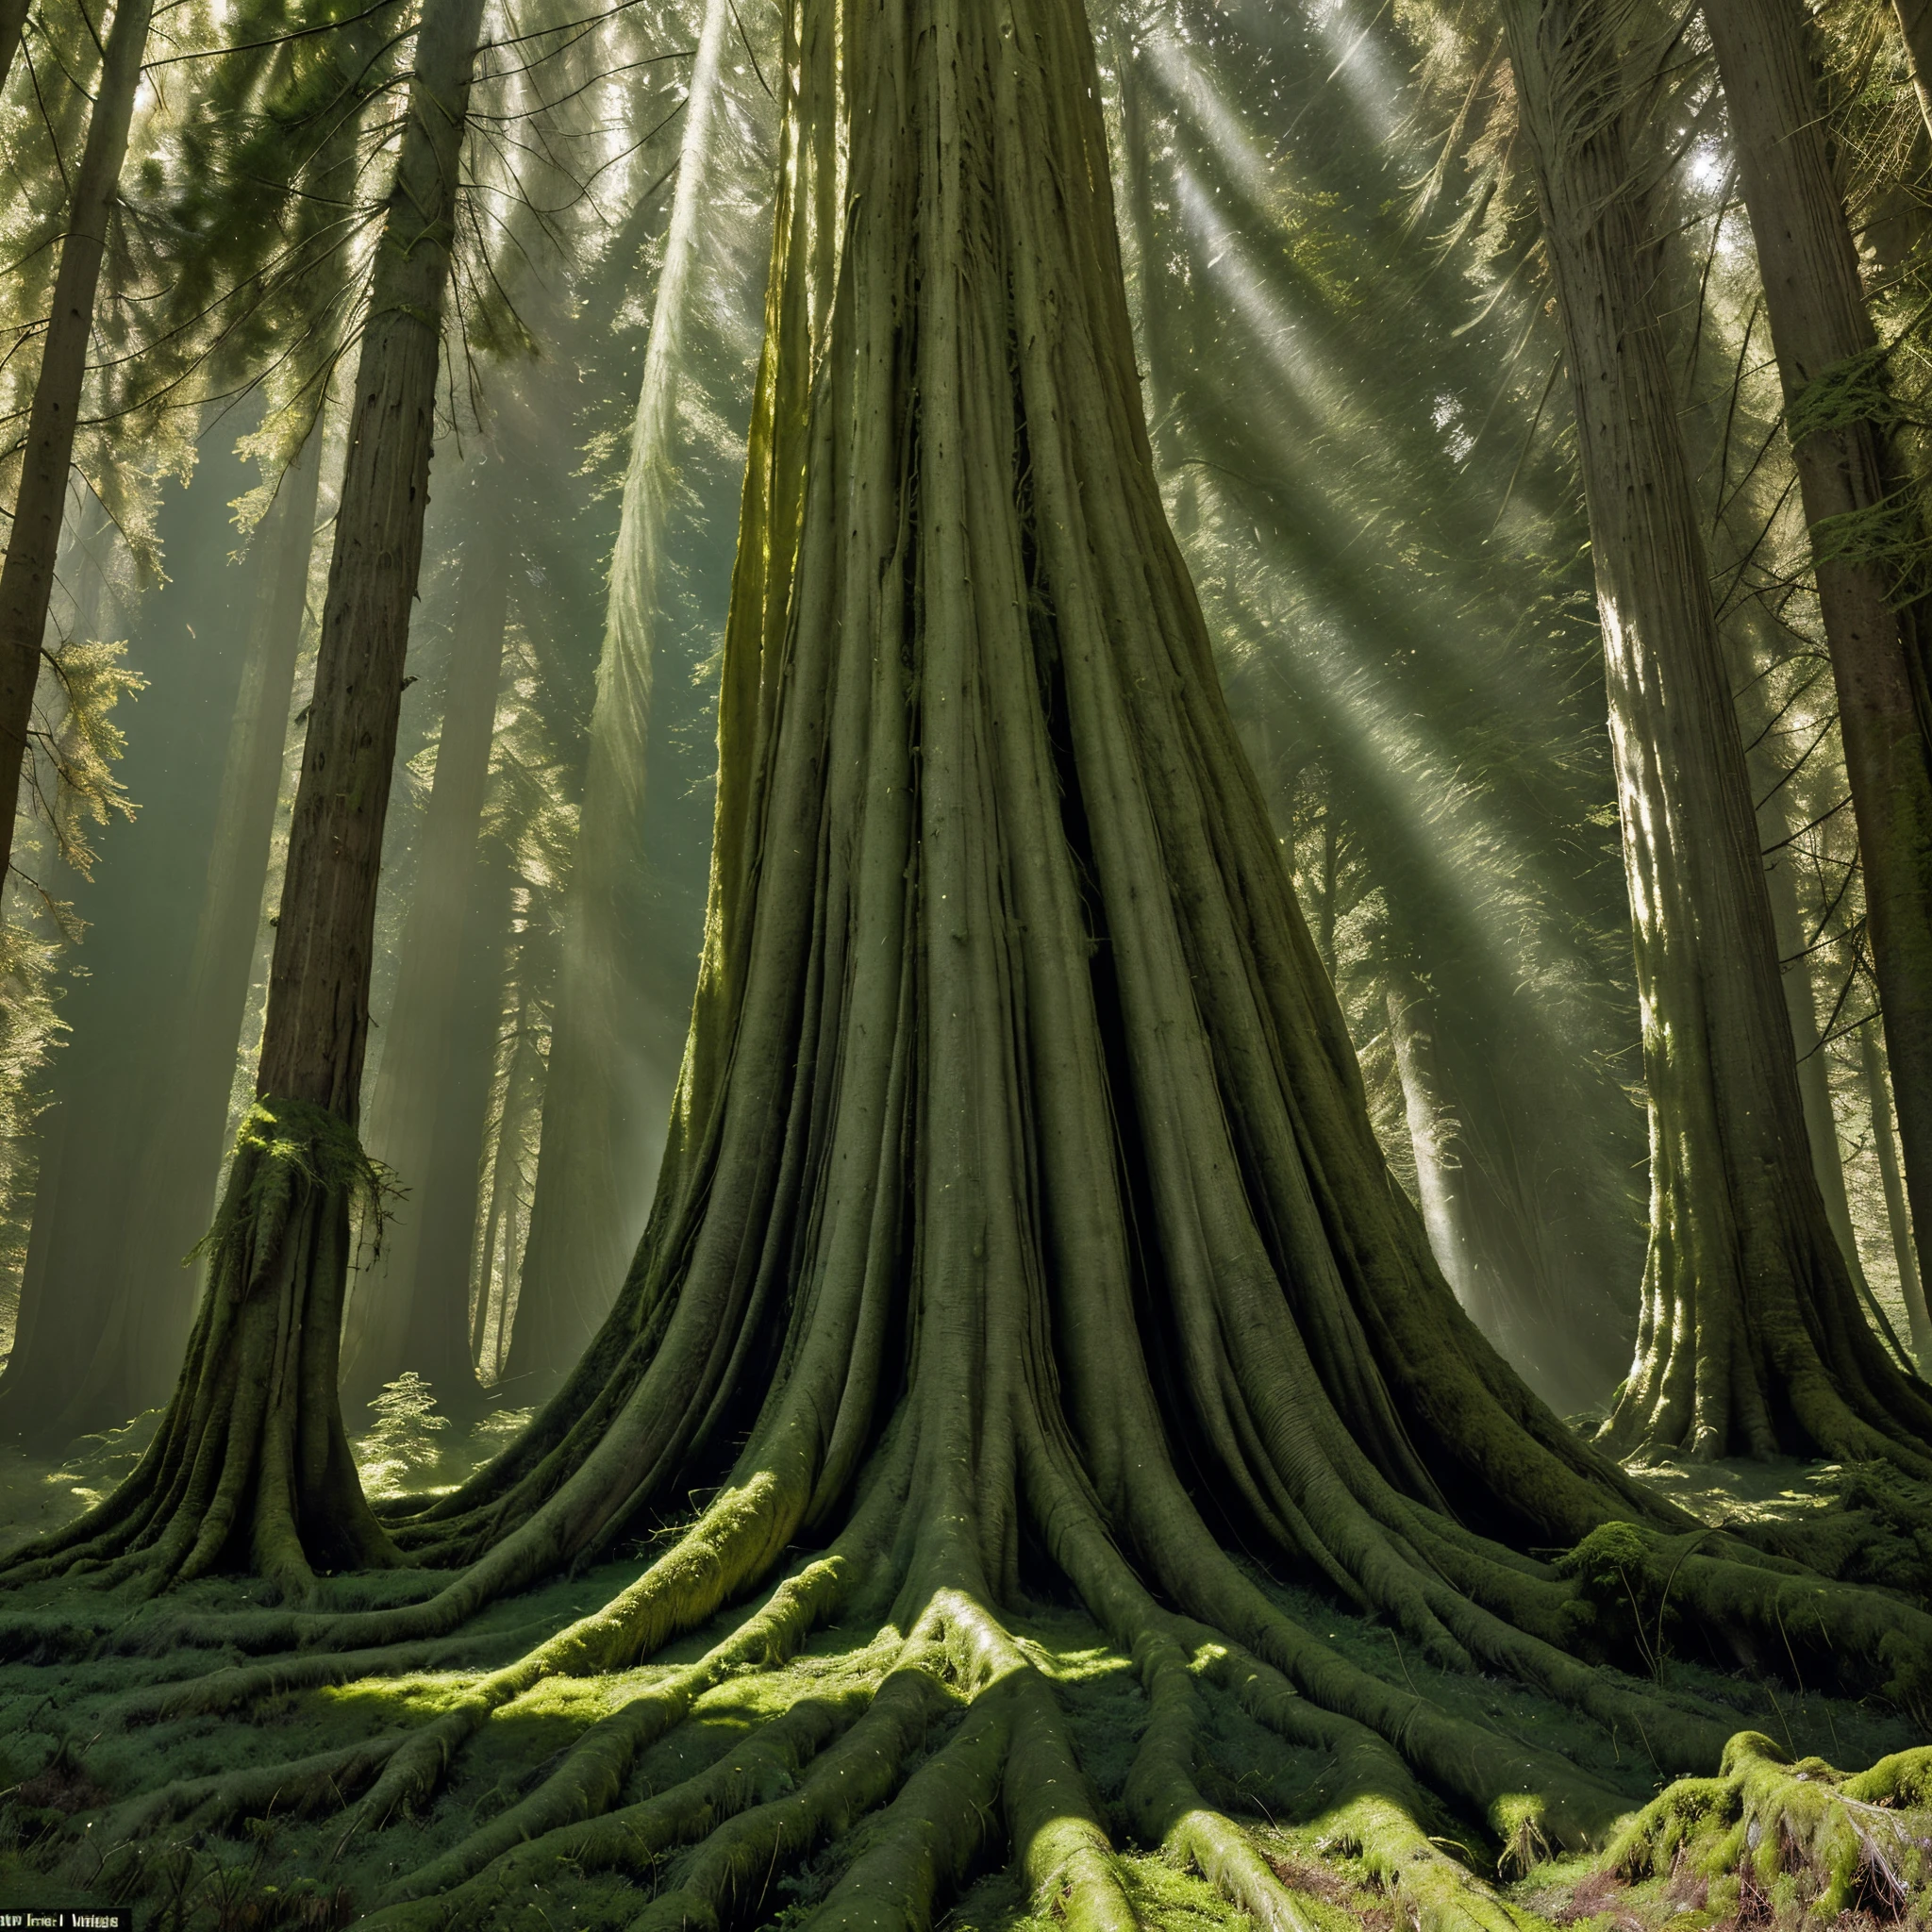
[1764, 847, 1869, 1277]
[1502, 0, 1932, 1460]
[400, 858, 514, 1401]
[340, 530, 511, 1415]
[1385, 980, 1476, 1313]
[12, 0, 489, 1596]
[504, 0, 737, 1387]
[1703, 0, 1932, 1315]
[0, 0, 152, 881]
[1864, 1021, 1932, 1365]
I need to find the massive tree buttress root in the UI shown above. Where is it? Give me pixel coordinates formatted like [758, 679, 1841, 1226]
[8, 0, 1932, 1922]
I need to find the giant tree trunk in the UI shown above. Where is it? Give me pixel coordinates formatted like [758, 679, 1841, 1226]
[13, 0, 1932, 1908]
[10, 0, 489, 1598]
[1502, 0, 1932, 1462]
[339, 531, 511, 1415]
[504, 0, 735, 1388]
[0, 0, 152, 882]
[1703, 0, 1932, 1333]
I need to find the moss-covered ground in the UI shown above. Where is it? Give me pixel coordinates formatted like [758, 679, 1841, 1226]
[0, 1405, 1924, 1932]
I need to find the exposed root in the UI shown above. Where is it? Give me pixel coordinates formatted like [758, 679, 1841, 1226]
[1608, 1730, 1932, 1922]
[631, 1646, 956, 1931]
[90, 1734, 402, 1847]
[355, 1683, 882, 1932]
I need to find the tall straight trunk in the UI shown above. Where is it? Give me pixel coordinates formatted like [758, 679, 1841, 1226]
[0, 0, 152, 881]
[1502, 0, 1932, 1460]
[16, 0, 490, 1596]
[1385, 980, 1474, 1311]
[401, 858, 514, 1400]
[504, 0, 737, 1387]
[1765, 845, 1867, 1278]
[471, 922, 551, 1382]
[339, 532, 511, 1414]
[1864, 1022, 1932, 1365]
[1703, 0, 1932, 1309]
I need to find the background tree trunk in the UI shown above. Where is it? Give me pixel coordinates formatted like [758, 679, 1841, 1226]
[1703, 0, 1932, 1324]
[1385, 979, 1476, 1311]
[504, 0, 737, 1389]
[1864, 1022, 1932, 1365]
[0, 433, 267, 1448]
[1503, 0, 1932, 1460]
[339, 527, 511, 1416]
[0, 0, 153, 882]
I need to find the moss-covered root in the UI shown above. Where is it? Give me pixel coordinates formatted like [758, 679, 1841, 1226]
[1607, 1731, 1932, 1921]
[1557, 1522, 1932, 1717]
[804, 1677, 1013, 1932]
[87, 1735, 403, 1851]
[346, 1532, 848, 1835]
[1202, 1637, 1552, 1932]
[629, 1655, 958, 1932]
[1125, 1623, 1321, 1932]
[355, 1689, 878, 1932]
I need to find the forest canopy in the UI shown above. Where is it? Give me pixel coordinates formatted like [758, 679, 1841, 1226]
[6, 0, 1932, 1926]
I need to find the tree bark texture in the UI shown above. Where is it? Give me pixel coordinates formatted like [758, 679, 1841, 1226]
[1502, 0, 1932, 1461]
[17, 0, 489, 1596]
[339, 529, 511, 1413]
[505, 0, 738, 1387]
[0, 0, 152, 884]
[1703, 0, 1932, 1335]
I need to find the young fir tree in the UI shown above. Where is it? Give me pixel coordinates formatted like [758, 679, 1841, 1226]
[11, 1, 1932, 1922]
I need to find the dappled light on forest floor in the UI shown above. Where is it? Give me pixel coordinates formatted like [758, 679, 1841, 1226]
[1, 1452, 1926, 1928]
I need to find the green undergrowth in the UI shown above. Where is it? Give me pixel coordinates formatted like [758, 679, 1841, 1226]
[0, 1441, 1925, 1931]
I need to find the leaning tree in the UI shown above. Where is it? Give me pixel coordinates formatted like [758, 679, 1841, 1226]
[8, 0, 1932, 1923]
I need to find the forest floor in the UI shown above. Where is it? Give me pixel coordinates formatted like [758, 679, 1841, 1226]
[0, 1399, 1921, 1932]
